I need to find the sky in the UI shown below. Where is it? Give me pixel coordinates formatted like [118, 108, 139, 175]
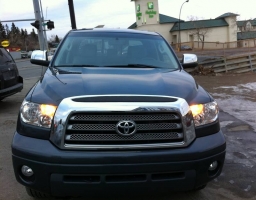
[0, 0, 255, 39]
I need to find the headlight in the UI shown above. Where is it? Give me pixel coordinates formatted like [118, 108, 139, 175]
[190, 101, 219, 127]
[20, 100, 57, 128]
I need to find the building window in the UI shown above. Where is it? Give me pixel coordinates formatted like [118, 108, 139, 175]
[246, 22, 252, 31]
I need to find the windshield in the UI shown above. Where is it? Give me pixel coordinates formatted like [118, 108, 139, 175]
[53, 31, 179, 69]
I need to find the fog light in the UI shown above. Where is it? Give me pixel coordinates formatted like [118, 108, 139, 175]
[21, 165, 34, 177]
[208, 161, 218, 171]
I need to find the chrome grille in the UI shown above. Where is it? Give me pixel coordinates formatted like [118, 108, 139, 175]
[69, 124, 115, 131]
[71, 114, 178, 121]
[66, 132, 182, 141]
[65, 112, 183, 145]
[68, 123, 181, 131]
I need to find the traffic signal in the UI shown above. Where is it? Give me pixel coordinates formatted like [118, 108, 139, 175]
[31, 20, 40, 29]
[47, 20, 54, 30]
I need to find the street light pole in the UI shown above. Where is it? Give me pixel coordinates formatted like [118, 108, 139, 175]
[32, 0, 46, 50]
[178, 0, 189, 51]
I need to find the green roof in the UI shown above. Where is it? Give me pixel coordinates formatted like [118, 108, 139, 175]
[215, 12, 239, 19]
[237, 21, 246, 27]
[128, 14, 183, 29]
[159, 14, 183, 24]
[237, 20, 256, 27]
[170, 19, 229, 32]
[128, 22, 137, 29]
[237, 31, 256, 40]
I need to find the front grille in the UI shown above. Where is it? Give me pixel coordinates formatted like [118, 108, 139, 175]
[71, 114, 178, 121]
[65, 112, 183, 145]
[66, 133, 182, 141]
[68, 123, 181, 131]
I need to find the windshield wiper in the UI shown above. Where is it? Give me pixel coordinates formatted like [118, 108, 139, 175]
[50, 66, 81, 74]
[57, 69, 82, 74]
[128, 64, 160, 68]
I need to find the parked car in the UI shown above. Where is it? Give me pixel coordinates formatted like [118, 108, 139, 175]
[12, 29, 225, 198]
[0, 46, 23, 100]
[20, 51, 28, 58]
[27, 51, 33, 58]
[181, 45, 192, 50]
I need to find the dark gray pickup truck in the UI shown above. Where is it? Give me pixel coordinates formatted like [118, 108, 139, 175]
[12, 29, 226, 198]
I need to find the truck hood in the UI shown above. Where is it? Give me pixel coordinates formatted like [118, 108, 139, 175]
[30, 67, 210, 105]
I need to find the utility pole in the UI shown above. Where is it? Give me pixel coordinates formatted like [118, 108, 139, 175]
[178, 0, 189, 52]
[39, 0, 49, 51]
[68, 0, 77, 29]
[32, 0, 48, 50]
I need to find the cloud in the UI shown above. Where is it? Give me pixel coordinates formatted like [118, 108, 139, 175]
[1, 0, 255, 39]
[74, 0, 135, 29]
[47, 0, 135, 36]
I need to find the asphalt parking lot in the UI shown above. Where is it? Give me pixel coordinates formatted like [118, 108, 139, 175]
[0, 72, 256, 200]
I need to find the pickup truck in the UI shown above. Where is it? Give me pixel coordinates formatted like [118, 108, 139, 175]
[12, 29, 226, 198]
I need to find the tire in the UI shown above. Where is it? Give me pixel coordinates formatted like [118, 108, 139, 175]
[25, 187, 50, 198]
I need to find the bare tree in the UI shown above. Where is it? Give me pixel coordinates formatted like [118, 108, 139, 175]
[48, 34, 62, 43]
[187, 15, 210, 50]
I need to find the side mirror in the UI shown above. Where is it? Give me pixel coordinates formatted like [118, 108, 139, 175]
[30, 50, 50, 67]
[182, 54, 198, 68]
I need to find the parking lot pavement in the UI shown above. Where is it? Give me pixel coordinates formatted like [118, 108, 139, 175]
[194, 73, 256, 199]
[0, 74, 256, 200]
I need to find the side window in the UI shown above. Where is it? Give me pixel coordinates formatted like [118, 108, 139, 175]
[0, 48, 13, 65]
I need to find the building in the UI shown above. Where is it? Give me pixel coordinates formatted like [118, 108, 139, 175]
[237, 19, 256, 32]
[128, 0, 255, 49]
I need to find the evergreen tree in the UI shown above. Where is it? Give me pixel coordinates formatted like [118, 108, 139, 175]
[21, 28, 25, 36]
[0, 22, 39, 50]
[11, 23, 16, 34]
[55, 35, 60, 43]
[10, 23, 18, 44]
[24, 29, 29, 51]
[24, 29, 28, 37]
[31, 28, 37, 39]
[15, 27, 20, 35]
[5, 24, 10, 39]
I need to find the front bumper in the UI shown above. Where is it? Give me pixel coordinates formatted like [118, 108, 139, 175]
[12, 131, 226, 197]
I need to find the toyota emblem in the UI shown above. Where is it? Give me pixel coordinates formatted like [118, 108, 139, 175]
[116, 120, 136, 136]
